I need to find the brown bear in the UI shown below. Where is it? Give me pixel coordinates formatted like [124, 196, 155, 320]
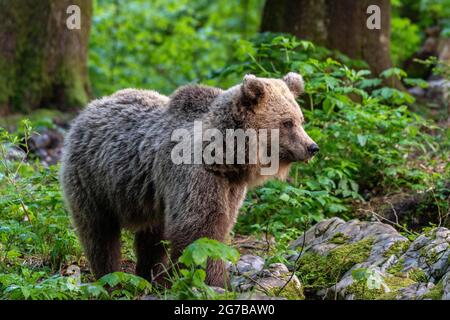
[60, 72, 318, 287]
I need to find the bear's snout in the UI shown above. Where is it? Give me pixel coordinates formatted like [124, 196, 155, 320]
[307, 143, 319, 156]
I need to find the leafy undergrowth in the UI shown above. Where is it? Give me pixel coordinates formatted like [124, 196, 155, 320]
[1, 34, 449, 300]
[0, 125, 239, 299]
[232, 34, 449, 244]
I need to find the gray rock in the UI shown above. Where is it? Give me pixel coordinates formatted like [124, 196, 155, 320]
[3, 144, 26, 162]
[425, 79, 449, 106]
[289, 217, 345, 251]
[442, 272, 450, 300]
[409, 86, 425, 97]
[396, 282, 435, 300]
[237, 292, 286, 300]
[231, 258, 303, 299]
[258, 274, 302, 292]
[267, 263, 289, 276]
[399, 228, 450, 280]
[235, 254, 265, 275]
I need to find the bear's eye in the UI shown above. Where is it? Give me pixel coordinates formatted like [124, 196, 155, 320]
[283, 120, 294, 129]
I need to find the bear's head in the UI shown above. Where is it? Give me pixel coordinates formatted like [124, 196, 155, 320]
[201, 72, 318, 185]
[235, 72, 318, 167]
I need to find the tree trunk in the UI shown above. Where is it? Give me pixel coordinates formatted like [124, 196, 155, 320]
[0, 0, 92, 115]
[261, 0, 393, 76]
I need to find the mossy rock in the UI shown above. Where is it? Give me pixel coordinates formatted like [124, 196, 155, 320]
[266, 276, 305, 300]
[408, 268, 428, 283]
[329, 232, 350, 245]
[384, 240, 410, 258]
[348, 275, 416, 300]
[296, 238, 374, 292]
[422, 281, 444, 300]
[387, 258, 405, 275]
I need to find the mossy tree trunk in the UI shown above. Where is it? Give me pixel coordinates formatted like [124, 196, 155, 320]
[261, 0, 393, 76]
[0, 0, 92, 115]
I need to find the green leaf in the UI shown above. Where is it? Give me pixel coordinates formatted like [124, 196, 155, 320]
[380, 67, 407, 80]
[403, 78, 429, 88]
[179, 238, 240, 268]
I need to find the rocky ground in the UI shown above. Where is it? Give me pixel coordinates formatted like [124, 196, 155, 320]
[230, 218, 450, 300]
[3, 118, 449, 300]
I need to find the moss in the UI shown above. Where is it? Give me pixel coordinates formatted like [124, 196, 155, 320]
[386, 254, 428, 284]
[347, 281, 381, 300]
[422, 281, 443, 300]
[387, 258, 405, 276]
[419, 247, 441, 266]
[297, 238, 374, 291]
[384, 241, 409, 258]
[381, 276, 416, 299]
[329, 232, 350, 245]
[0, 1, 89, 114]
[54, 65, 89, 109]
[408, 268, 428, 283]
[266, 276, 305, 300]
[348, 275, 416, 300]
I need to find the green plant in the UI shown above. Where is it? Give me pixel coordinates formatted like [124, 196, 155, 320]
[223, 34, 443, 242]
[0, 124, 82, 272]
[414, 56, 450, 79]
[167, 238, 239, 299]
[351, 267, 389, 298]
[0, 270, 151, 300]
[391, 17, 422, 66]
[392, 0, 450, 35]
[89, 0, 264, 96]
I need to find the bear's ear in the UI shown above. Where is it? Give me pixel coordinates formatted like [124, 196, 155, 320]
[240, 74, 266, 107]
[283, 72, 304, 98]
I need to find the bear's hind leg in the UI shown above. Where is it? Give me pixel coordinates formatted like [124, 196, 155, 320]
[134, 224, 166, 282]
[76, 215, 121, 279]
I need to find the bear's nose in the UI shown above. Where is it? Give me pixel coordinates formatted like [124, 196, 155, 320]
[307, 143, 319, 155]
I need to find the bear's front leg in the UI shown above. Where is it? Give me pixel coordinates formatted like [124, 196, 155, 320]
[165, 184, 237, 288]
[205, 257, 229, 288]
[160, 166, 247, 289]
[169, 233, 230, 288]
[167, 210, 233, 288]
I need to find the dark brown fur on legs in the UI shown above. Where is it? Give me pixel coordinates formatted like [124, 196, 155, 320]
[76, 215, 121, 279]
[134, 225, 167, 281]
[206, 259, 229, 288]
[161, 170, 241, 288]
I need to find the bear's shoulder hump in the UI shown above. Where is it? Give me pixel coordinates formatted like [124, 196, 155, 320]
[168, 84, 223, 115]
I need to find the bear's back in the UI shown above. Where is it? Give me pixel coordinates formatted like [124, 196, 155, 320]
[62, 89, 169, 189]
[110, 88, 169, 109]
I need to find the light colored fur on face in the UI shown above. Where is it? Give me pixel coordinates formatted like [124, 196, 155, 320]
[210, 73, 313, 187]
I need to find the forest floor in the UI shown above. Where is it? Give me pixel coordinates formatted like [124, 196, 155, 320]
[0, 86, 448, 299]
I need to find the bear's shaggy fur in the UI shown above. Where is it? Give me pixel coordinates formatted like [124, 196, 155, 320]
[60, 73, 317, 287]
